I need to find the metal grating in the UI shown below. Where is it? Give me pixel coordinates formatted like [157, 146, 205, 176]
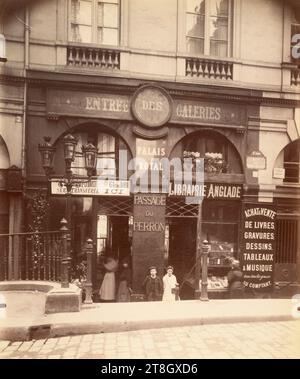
[97, 196, 133, 216]
[166, 197, 199, 218]
[275, 219, 298, 264]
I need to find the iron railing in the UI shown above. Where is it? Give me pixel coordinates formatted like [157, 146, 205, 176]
[0, 230, 64, 282]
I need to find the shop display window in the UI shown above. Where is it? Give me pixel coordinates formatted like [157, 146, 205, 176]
[202, 200, 240, 290]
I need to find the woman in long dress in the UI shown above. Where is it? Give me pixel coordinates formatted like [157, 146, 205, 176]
[99, 256, 118, 302]
[162, 265, 179, 302]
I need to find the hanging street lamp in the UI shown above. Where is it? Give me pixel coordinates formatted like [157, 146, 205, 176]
[38, 134, 97, 289]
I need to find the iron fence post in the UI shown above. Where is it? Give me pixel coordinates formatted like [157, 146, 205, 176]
[84, 238, 93, 304]
[200, 240, 210, 302]
[60, 218, 71, 288]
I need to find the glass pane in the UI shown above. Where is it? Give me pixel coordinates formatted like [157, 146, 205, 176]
[210, 0, 229, 17]
[186, 14, 205, 38]
[97, 133, 115, 153]
[203, 201, 239, 222]
[71, 24, 92, 43]
[100, 0, 118, 3]
[103, 3, 118, 28]
[202, 223, 237, 256]
[72, 0, 92, 25]
[96, 157, 116, 178]
[97, 215, 108, 238]
[186, 0, 205, 14]
[210, 40, 228, 57]
[186, 37, 204, 54]
[291, 24, 300, 43]
[103, 28, 118, 45]
[210, 16, 228, 40]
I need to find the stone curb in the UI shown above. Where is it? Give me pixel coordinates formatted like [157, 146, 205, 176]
[0, 313, 294, 342]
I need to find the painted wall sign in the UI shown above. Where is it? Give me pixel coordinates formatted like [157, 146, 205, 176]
[47, 89, 131, 120]
[135, 138, 167, 171]
[168, 183, 243, 199]
[131, 85, 172, 128]
[47, 87, 246, 128]
[133, 194, 166, 232]
[241, 203, 277, 292]
[171, 99, 246, 126]
[246, 151, 266, 170]
[50, 179, 130, 196]
[132, 193, 166, 290]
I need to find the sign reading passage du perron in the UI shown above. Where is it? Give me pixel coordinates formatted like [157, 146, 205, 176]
[241, 204, 277, 292]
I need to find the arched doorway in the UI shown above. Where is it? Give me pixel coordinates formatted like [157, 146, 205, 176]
[48, 124, 133, 296]
[167, 130, 244, 299]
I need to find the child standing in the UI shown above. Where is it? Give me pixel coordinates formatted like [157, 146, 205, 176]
[162, 265, 179, 302]
[142, 266, 163, 301]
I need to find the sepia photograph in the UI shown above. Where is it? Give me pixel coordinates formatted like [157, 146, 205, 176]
[0, 0, 299, 365]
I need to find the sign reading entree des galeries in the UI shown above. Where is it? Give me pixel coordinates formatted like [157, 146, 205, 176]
[46, 86, 246, 128]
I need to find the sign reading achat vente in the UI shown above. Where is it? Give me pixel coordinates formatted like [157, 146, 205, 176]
[47, 86, 246, 127]
[241, 204, 276, 292]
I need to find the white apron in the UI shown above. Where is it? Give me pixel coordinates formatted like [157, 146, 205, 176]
[162, 274, 177, 302]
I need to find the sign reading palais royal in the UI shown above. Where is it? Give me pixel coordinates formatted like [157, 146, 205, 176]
[47, 87, 246, 128]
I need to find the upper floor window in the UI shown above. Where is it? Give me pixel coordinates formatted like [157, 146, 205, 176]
[291, 8, 300, 65]
[70, 0, 120, 46]
[186, 0, 232, 57]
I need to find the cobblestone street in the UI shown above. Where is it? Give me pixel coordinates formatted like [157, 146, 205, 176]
[0, 320, 299, 359]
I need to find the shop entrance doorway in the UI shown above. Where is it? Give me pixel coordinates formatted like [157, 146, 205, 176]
[168, 218, 197, 300]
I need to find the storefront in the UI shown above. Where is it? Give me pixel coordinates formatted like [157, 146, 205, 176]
[27, 79, 288, 300]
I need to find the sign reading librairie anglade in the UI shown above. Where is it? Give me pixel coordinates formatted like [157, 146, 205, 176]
[168, 182, 243, 199]
[241, 204, 277, 292]
[50, 179, 130, 196]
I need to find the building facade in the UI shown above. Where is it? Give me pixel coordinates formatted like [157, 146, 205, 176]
[0, 0, 299, 298]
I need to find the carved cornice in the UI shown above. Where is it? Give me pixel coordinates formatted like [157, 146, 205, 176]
[1, 71, 300, 107]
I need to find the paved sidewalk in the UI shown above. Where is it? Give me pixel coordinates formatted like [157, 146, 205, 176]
[0, 320, 300, 359]
[0, 298, 297, 341]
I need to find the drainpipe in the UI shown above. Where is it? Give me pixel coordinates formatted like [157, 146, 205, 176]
[281, 2, 285, 93]
[21, 5, 30, 178]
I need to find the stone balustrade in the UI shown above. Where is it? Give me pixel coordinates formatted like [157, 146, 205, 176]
[67, 46, 120, 70]
[186, 58, 233, 80]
